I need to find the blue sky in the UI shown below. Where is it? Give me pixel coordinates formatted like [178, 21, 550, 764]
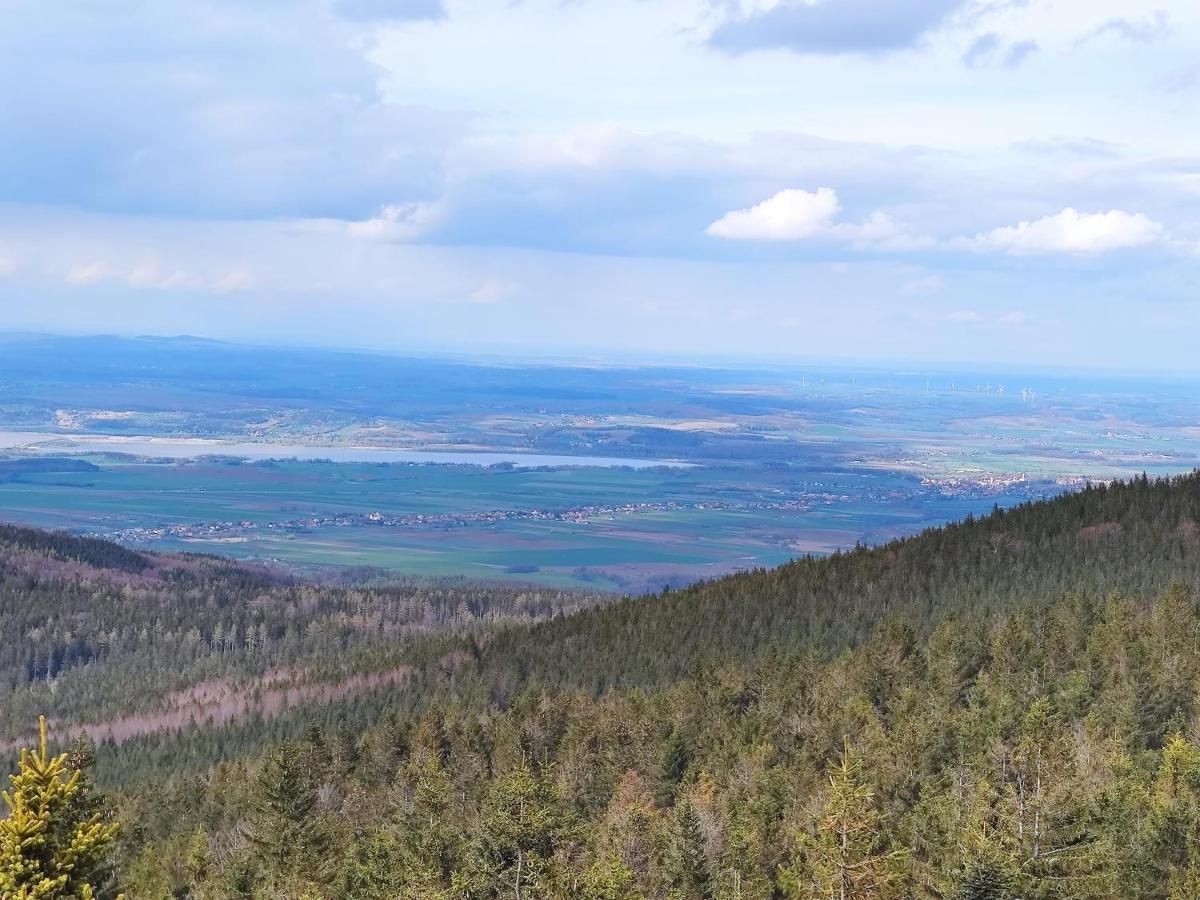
[1, 0, 1199, 369]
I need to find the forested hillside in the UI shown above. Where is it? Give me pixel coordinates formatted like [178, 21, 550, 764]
[114, 586, 1200, 899]
[479, 471, 1200, 694]
[0, 522, 602, 754]
[8, 473, 1200, 897]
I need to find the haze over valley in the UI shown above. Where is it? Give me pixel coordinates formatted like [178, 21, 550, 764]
[2, 333, 1197, 592]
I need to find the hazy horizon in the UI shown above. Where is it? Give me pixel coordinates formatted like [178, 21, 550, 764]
[8, 327, 1200, 383]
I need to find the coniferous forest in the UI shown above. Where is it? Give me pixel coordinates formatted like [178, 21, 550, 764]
[10, 473, 1200, 897]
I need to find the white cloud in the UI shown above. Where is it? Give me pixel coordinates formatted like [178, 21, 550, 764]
[831, 211, 937, 251]
[65, 261, 108, 285]
[706, 188, 840, 240]
[127, 263, 201, 290]
[707, 189, 937, 250]
[968, 207, 1165, 255]
[41, 232, 256, 293]
[347, 203, 444, 242]
[213, 266, 256, 293]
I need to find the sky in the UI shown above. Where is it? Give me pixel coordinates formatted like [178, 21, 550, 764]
[1, 0, 1198, 370]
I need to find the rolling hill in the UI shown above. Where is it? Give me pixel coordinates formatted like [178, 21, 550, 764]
[7, 472, 1200, 897]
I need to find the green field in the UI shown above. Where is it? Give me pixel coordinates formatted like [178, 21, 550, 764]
[3, 337, 1200, 590]
[0, 454, 1036, 591]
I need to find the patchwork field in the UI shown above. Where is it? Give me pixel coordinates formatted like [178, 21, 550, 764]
[1, 335, 1199, 590]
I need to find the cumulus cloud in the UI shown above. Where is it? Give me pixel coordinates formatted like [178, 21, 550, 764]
[945, 308, 1026, 325]
[212, 266, 256, 292]
[968, 207, 1165, 255]
[708, 0, 969, 56]
[63, 258, 254, 292]
[466, 279, 514, 304]
[708, 193, 1172, 259]
[65, 261, 108, 286]
[706, 188, 934, 250]
[706, 188, 840, 239]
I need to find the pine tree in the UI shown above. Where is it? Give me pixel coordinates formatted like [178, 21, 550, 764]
[355, 749, 463, 898]
[667, 799, 711, 900]
[337, 829, 442, 900]
[248, 742, 329, 888]
[780, 739, 905, 900]
[594, 771, 662, 890]
[576, 854, 644, 900]
[0, 717, 123, 899]
[462, 762, 573, 900]
[61, 738, 117, 900]
[657, 729, 690, 807]
[999, 696, 1094, 888]
[184, 827, 211, 892]
[1153, 732, 1200, 896]
[951, 854, 1017, 900]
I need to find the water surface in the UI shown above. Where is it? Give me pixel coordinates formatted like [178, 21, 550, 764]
[0, 431, 685, 469]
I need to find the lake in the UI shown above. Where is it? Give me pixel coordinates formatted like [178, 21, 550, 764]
[0, 431, 686, 469]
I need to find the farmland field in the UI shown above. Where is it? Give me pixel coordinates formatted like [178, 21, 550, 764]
[1, 334, 1198, 590]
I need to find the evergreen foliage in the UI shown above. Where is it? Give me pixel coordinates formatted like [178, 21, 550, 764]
[0, 718, 122, 899]
[10, 473, 1200, 896]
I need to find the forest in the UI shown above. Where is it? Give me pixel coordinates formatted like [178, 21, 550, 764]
[8, 472, 1200, 897]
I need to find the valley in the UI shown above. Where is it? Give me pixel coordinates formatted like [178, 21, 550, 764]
[2, 335, 1198, 592]
[6, 471, 1200, 897]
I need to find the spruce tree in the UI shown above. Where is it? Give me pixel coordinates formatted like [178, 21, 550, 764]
[951, 854, 1017, 900]
[667, 799, 711, 900]
[463, 762, 573, 899]
[657, 729, 690, 807]
[0, 717, 123, 899]
[248, 742, 329, 888]
[184, 827, 211, 893]
[780, 739, 905, 900]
